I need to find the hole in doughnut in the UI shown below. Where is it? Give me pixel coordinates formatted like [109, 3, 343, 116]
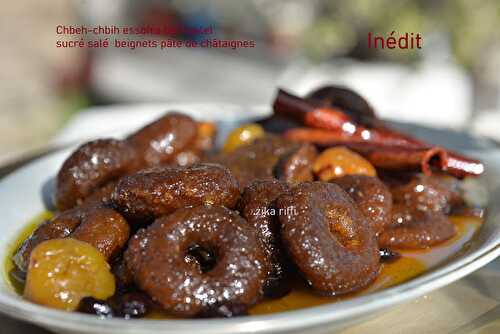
[185, 244, 217, 273]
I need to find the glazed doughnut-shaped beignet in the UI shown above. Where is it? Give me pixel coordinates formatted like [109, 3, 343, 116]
[125, 205, 267, 317]
[332, 175, 392, 234]
[238, 179, 291, 298]
[126, 112, 199, 167]
[378, 204, 456, 249]
[277, 182, 380, 295]
[56, 139, 136, 211]
[111, 163, 240, 224]
[14, 207, 129, 272]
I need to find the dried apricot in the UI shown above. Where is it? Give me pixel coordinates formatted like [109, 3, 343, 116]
[196, 122, 217, 151]
[24, 238, 115, 311]
[313, 146, 376, 181]
[223, 124, 265, 153]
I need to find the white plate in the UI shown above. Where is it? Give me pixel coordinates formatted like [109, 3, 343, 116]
[0, 104, 499, 334]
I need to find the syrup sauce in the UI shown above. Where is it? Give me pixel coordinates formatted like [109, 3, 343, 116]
[4, 213, 482, 316]
[3, 211, 53, 295]
[250, 216, 481, 315]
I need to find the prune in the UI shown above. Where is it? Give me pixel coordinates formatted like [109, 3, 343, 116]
[306, 85, 377, 125]
[77, 297, 114, 318]
[111, 257, 135, 291]
[109, 292, 151, 319]
[124, 205, 267, 317]
[78, 292, 152, 319]
[111, 163, 240, 223]
[198, 303, 248, 318]
[277, 182, 380, 295]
